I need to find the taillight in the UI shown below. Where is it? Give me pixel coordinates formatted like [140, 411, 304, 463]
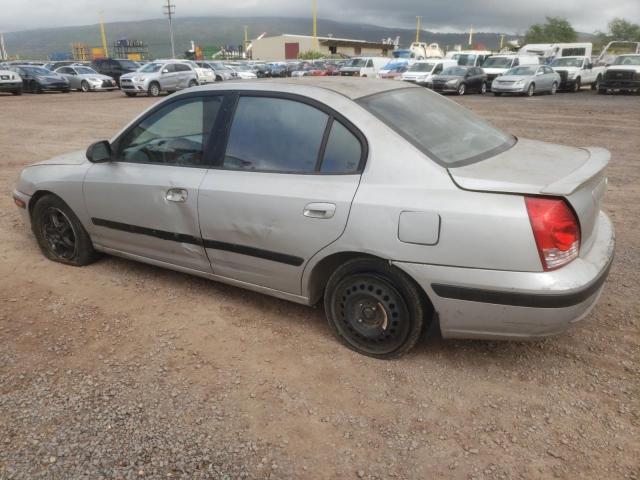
[525, 197, 581, 271]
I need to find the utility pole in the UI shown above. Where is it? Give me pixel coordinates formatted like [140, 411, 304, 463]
[0, 33, 7, 60]
[312, 0, 318, 50]
[468, 25, 474, 47]
[415, 16, 421, 43]
[99, 12, 109, 57]
[163, 0, 176, 58]
[499, 34, 505, 50]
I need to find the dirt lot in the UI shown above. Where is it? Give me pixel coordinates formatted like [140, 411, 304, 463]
[0, 87, 638, 480]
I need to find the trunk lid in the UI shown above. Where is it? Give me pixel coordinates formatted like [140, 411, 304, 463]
[448, 138, 609, 254]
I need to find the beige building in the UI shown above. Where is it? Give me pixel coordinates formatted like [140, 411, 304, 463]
[251, 34, 393, 61]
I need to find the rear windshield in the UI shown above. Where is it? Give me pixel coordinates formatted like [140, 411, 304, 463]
[358, 88, 515, 167]
[409, 62, 435, 72]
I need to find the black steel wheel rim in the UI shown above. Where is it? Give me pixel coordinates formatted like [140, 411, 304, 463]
[41, 207, 77, 260]
[333, 274, 411, 355]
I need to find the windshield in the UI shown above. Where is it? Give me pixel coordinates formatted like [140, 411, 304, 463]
[140, 63, 163, 73]
[359, 88, 515, 166]
[409, 62, 435, 72]
[345, 58, 367, 67]
[393, 51, 413, 59]
[551, 57, 583, 68]
[21, 66, 51, 75]
[482, 57, 513, 68]
[506, 66, 537, 76]
[454, 54, 477, 66]
[442, 66, 467, 76]
[613, 55, 640, 65]
[75, 67, 97, 75]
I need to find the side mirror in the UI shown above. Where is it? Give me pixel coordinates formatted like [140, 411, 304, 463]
[86, 140, 112, 163]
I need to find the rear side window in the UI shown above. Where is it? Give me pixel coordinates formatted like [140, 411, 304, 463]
[223, 97, 328, 173]
[321, 120, 362, 173]
[359, 88, 515, 167]
[175, 63, 191, 72]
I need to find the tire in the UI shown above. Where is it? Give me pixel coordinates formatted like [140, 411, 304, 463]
[572, 77, 581, 92]
[550, 82, 558, 95]
[125, 92, 137, 97]
[597, 88, 607, 95]
[62, 89, 70, 93]
[591, 75, 601, 91]
[31, 194, 98, 267]
[493, 92, 502, 96]
[12, 90, 22, 95]
[147, 82, 160, 97]
[324, 258, 427, 359]
[188, 79, 198, 88]
[30, 80, 41, 94]
[457, 83, 466, 95]
[526, 83, 535, 96]
[215, 75, 223, 82]
[80, 80, 90, 92]
[480, 82, 487, 94]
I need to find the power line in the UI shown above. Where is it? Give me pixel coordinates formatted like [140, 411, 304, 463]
[162, 0, 176, 58]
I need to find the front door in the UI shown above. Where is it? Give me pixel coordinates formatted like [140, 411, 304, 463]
[198, 94, 366, 294]
[84, 94, 224, 272]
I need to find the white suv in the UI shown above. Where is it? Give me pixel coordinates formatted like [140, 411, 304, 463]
[0, 69, 23, 95]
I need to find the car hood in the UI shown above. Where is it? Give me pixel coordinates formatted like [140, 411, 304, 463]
[607, 65, 640, 72]
[431, 75, 462, 82]
[495, 74, 531, 81]
[40, 75, 66, 81]
[552, 66, 580, 72]
[29, 150, 87, 167]
[79, 73, 113, 80]
[483, 67, 509, 74]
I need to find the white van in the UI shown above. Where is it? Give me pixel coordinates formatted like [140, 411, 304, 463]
[518, 43, 593, 62]
[401, 59, 458, 85]
[446, 50, 493, 67]
[482, 55, 539, 88]
[339, 57, 389, 77]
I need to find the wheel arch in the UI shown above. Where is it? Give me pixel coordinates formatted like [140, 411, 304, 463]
[305, 251, 435, 318]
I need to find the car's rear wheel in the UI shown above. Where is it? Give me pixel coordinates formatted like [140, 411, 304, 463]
[324, 258, 426, 359]
[12, 90, 22, 95]
[597, 88, 607, 95]
[80, 80, 90, 92]
[480, 82, 487, 94]
[31, 195, 98, 266]
[550, 82, 558, 95]
[147, 82, 160, 97]
[457, 83, 466, 95]
[526, 83, 535, 96]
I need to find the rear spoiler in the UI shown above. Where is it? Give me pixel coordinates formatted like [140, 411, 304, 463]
[541, 147, 610, 196]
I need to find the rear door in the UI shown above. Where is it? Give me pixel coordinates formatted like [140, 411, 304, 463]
[198, 93, 366, 294]
[84, 93, 225, 272]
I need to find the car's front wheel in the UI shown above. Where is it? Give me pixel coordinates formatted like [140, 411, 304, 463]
[80, 80, 90, 92]
[550, 82, 558, 95]
[147, 82, 161, 97]
[188, 79, 198, 88]
[32, 194, 98, 266]
[457, 83, 466, 95]
[526, 83, 535, 96]
[480, 82, 487, 94]
[324, 258, 426, 359]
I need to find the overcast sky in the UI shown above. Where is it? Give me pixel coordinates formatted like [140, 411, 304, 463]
[1, 0, 639, 33]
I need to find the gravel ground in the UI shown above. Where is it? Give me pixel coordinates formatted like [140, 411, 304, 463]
[0, 87, 638, 480]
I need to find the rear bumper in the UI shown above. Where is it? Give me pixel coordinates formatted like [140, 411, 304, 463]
[393, 211, 615, 340]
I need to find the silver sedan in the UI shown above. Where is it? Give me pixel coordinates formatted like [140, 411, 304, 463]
[55, 65, 117, 92]
[12, 78, 614, 358]
[492, 65, 561, 96]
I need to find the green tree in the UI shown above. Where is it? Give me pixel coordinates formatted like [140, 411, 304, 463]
[298, 50, 324, 60]
[607, 18, 640, 41]
[523, 17, 578, 44]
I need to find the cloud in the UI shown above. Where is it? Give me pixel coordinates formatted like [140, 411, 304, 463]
[1, 0, 639, 33]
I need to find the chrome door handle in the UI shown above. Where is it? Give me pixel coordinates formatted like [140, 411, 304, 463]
[303, 202, 336, 219]
[166, 188, 188, 203]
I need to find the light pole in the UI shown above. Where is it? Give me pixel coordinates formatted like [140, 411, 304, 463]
[416, 16, 421, 43]
[163, 0, 176, 58]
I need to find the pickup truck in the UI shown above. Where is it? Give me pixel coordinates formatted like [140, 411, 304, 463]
[598, 54, 640, 94]
[549, 56, 605, 92]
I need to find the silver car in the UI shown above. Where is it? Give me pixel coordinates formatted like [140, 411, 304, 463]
[55, 65, 118, 92]
[492, 65, 561, 96]
[12, 78, 614, 358]
[196, 61, 238, 81]
[119, 61, 198, 97]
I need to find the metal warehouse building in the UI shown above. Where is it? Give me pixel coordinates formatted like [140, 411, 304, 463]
[251, 34, 393, 61]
